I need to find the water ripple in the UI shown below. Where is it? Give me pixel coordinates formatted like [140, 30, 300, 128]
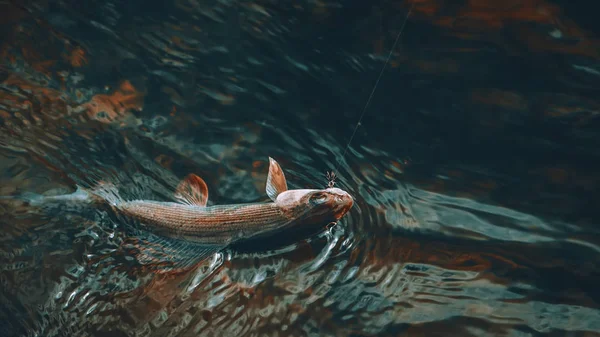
[2, 0, 600, 336]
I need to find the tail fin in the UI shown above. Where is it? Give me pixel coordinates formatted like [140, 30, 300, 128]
[18, 192, 45, 206]
[0, 182, 122, 209]
[0, 187, 94, 216]
[0, 192, 44, 207]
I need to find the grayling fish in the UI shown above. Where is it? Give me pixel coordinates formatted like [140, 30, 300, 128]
[9, 157, 354, 270]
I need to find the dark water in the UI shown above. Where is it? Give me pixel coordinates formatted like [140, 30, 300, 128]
[1, 0, 600, 336]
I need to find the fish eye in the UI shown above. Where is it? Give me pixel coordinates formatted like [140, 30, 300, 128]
[310, 193, 328, 205]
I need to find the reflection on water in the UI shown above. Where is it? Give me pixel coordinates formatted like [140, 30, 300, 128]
[2, 0, 600, 336]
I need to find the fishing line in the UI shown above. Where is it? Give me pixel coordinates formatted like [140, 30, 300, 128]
[331, 2, 415, 181]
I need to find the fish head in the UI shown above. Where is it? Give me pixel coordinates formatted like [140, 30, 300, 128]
[306, 187, 354, 222]
[266, 157, 354, 226]
[276, 187, 354, 225]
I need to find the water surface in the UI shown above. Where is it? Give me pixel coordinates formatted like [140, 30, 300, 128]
[1, 1, 600, 336]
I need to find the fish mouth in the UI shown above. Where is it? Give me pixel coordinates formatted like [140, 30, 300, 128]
[333, 193, 354, 220]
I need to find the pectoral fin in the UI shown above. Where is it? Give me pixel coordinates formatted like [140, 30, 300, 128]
[174, 174, 209, 206]
[122, 233, 223, 273]
[266, 157, 288, 201]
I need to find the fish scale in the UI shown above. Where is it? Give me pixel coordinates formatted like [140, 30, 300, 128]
[118, 201, 294, 244]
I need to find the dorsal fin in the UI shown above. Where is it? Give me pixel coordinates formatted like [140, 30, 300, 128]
[266, 157, 288, 202]
[174, 174, 209, 206]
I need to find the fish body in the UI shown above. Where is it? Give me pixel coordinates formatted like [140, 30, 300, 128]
[110, 159, 354, 246]
[8, 157, 354, 270]
[118, 201, 285, 245]
[94, 157, 353, 270]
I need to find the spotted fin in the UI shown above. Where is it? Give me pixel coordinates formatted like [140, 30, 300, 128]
[266, 157, 288, 202]
[174, 174, 209, 206]
[122, 233, 223, 273]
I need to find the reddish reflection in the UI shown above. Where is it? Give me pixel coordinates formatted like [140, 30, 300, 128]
[83, 80, 145, 123]
[405, 0, 599, 58]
